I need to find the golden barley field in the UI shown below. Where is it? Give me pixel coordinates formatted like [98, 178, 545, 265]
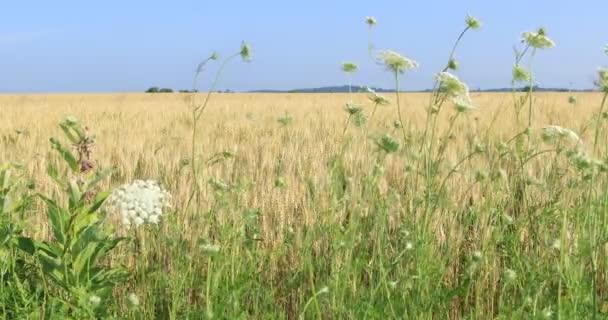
[2, 92, 608, 318]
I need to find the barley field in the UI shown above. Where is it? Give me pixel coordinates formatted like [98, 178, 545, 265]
[2, 90, 608, 319]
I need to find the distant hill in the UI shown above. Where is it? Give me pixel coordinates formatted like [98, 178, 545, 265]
[248, 85, 594, 93]
[249, 85, 393, 93]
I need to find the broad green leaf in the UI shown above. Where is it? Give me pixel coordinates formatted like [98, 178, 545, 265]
[41, 196, 67, 243]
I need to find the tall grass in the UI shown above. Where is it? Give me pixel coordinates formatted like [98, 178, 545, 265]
[1, 15, 608, 319]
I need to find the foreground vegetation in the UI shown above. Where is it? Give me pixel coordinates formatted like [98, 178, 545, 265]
[2, 15, 608, 319]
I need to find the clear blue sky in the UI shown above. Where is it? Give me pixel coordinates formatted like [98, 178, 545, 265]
[0, 0, 606, 93]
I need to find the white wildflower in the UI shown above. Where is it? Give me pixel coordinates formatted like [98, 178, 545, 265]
[435, 72, 469, 97]
[377, 50, 419, 74]
[107, 180, 171, 229]
[541, 125, 581, 146]
[453, 95, 476, 113]
[89, 295, 101, 306]
[522, 28, 555, 49]
[127, 293, 140, 308]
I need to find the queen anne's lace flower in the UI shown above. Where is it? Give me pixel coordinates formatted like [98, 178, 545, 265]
[522, 29, 555, 49]
[435, 72, 469, 97]
[107, 180, 171, 228]
[541, 125, 581, 146]
[377, 50, 418, 74]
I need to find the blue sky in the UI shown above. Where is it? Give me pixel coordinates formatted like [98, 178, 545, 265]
[0, 0, 606, 93]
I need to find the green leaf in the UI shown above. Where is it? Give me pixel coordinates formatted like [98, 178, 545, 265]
[73, 242, 98, 275]
[46, 163, 66, 188]
[87, 191, 110, 214]
[16, 237, 36, 255]
[41, 196, 68, 243]
[50, 138, 79, 172]
[84, 167, 114, 191]
[68, 179, 83, 208]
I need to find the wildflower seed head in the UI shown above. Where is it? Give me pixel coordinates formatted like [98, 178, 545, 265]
[210, 51, 219, 61]
[522, 28, 555, 49]
[239, 41, 252, 62]
[344, 102, 363, 115]
[435, 72, 469, 97]
[375, 134, 400, 154]
[512, 65, 531, 83]
[568, 95, 577, 105]
[318, 286, 330, 294]
[465, 14, 482, 30]
[365, 16, 377, 27]
[377, 50, 419, 74]
[365, 87, 390, 105]
[107, 180, 172, 229]
[341, 62, 359, 73]
[447, 58, 459, 71]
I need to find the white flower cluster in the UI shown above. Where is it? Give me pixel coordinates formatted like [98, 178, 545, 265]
[107, 180, 171, 228]
[377, 50, 419, 74]
[522, 29, 555, 49]
[435, 72, 476, 113]
[541, 125, 581, 146]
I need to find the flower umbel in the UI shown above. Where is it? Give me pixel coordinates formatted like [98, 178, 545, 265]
[240, 41, 252, 62]
[465, 15, 482, 30]
[107, 180, 172, 228]
[341, 62, 359, 73]
[365, 87, 390, 105]
[365, 16, 377, 26]
[512, 65, 531, 83]
[435, 72, 469, 97]
[541, 125, 582, 146]
[522, 28, 555, 49]
[377, 50, 418, 74]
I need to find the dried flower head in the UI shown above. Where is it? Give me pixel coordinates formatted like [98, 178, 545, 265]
[377, 50, 419, 74]
[365, 16, 377, 26]
[344, 102, 363, 115]
[365, 87, 390, 105]
[447, 58, 459, 71]
[341, 62, 359, 73]
[107, 180, 172, 229]
[522, 28, 555, 49]
[465, 15, 482, 30]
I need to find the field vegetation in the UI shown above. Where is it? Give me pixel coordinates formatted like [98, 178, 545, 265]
[1, 15, 608, 319]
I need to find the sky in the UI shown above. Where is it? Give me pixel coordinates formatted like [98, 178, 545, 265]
[0, 0, 606, 93]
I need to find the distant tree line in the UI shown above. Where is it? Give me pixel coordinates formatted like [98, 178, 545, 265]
[145, 87, 233, 93]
